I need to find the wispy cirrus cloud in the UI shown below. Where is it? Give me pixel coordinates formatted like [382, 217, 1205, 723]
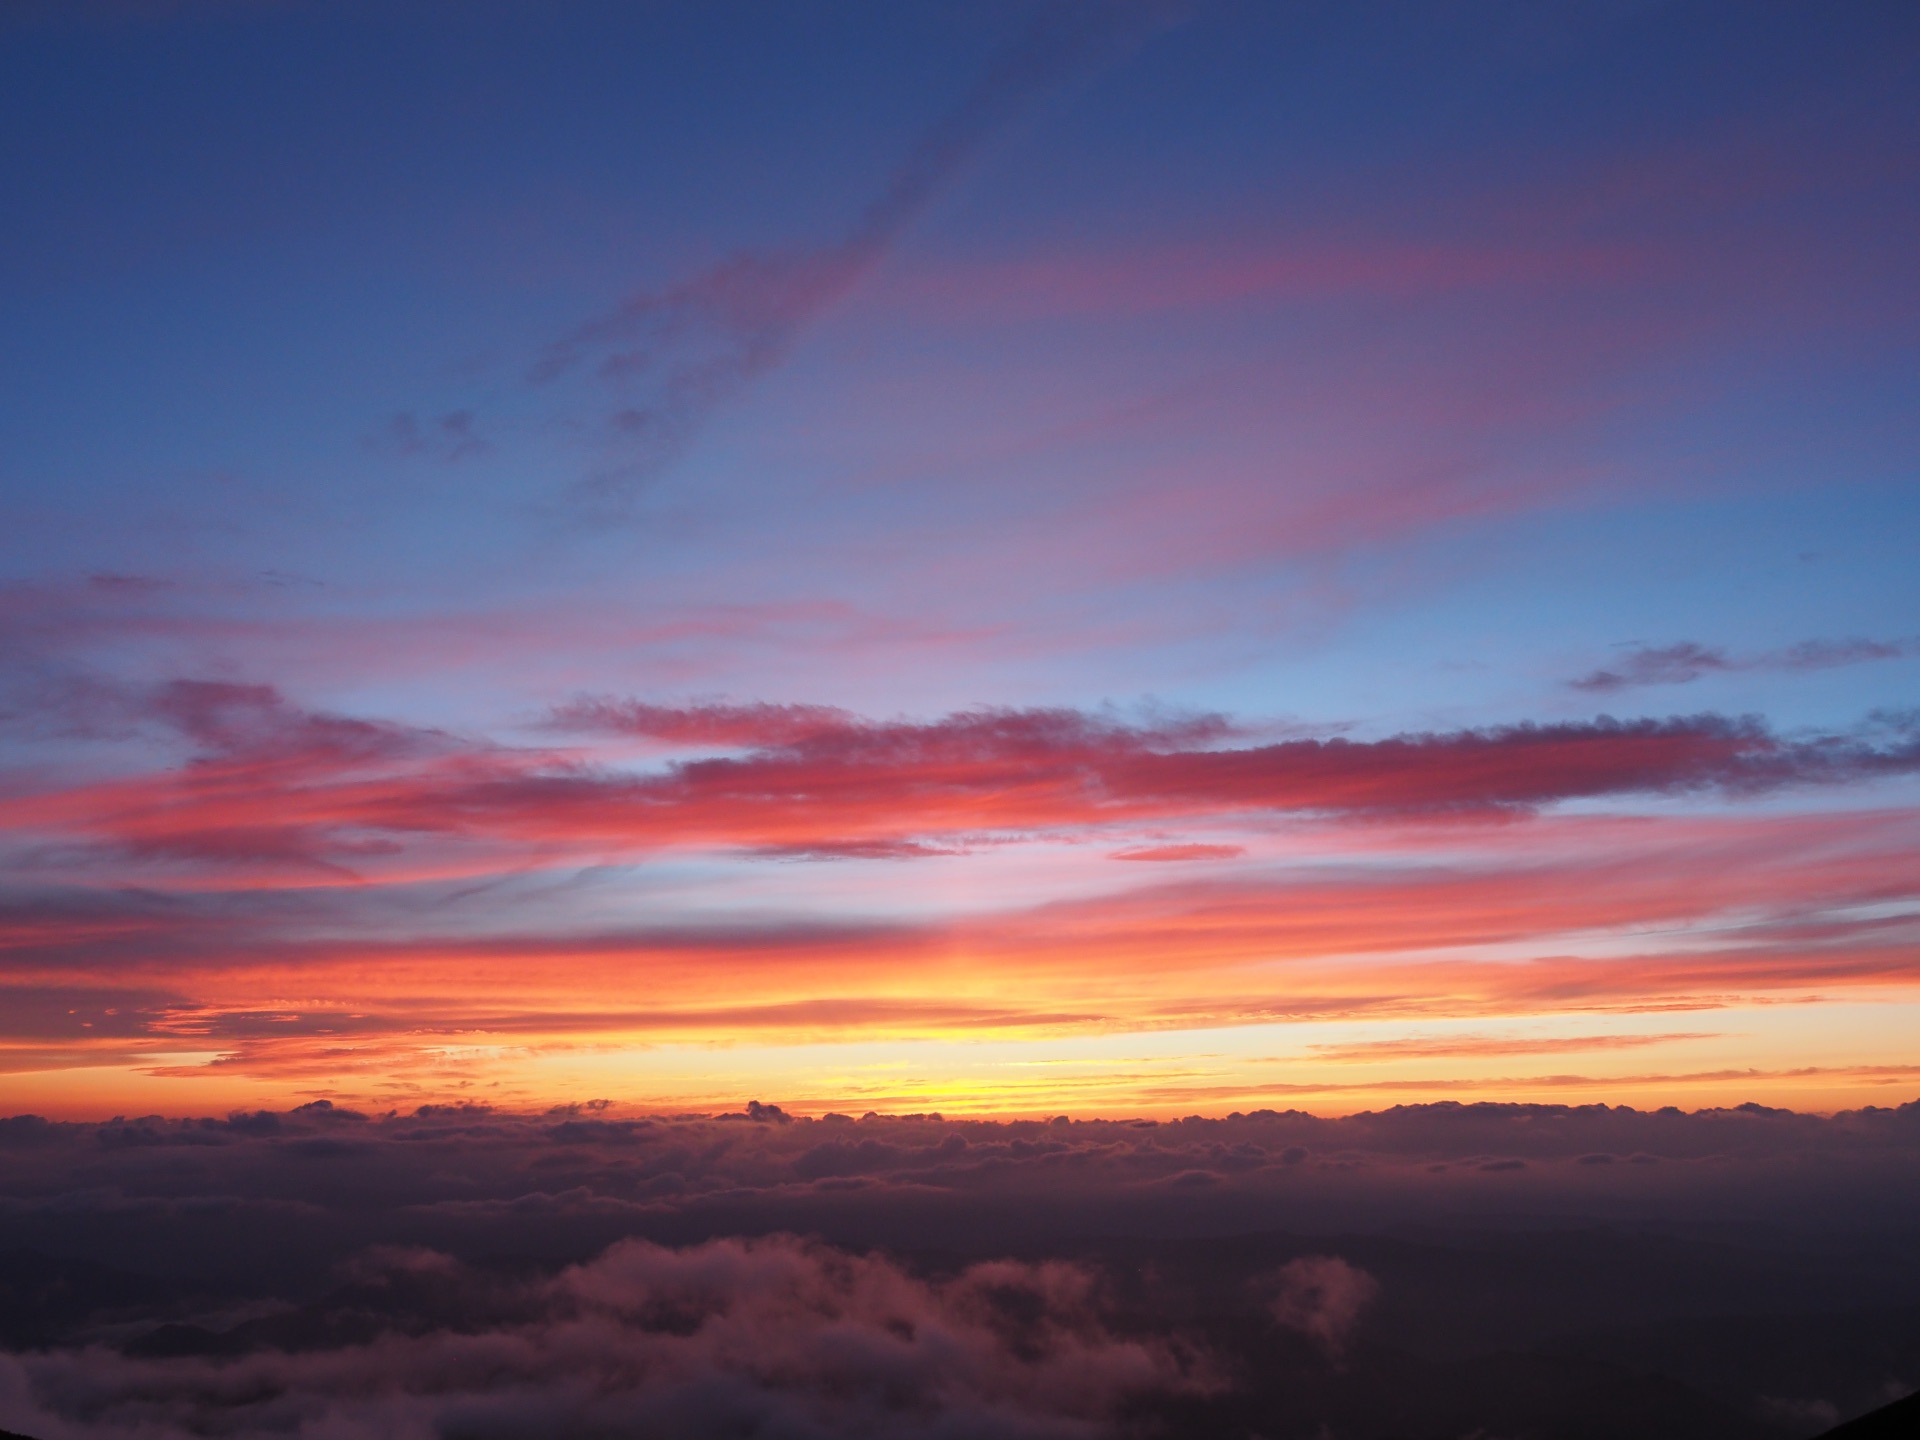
[362, 410, 489, 463]
[1109, 844, 1246, 862]
[534, 3, 1162, 502]
[4, 802, 1917, 1095]
[1306, 1032, 1722, 1063]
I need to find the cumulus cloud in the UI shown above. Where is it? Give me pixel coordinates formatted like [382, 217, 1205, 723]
[1266, 1256, 1380, 1358]
[0, 1234, 1201, 1440]
[2, 1101, 1918, 1438]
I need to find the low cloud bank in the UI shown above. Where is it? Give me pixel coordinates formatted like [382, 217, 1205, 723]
[4, 1099, 1919, 1247]
[2, 1100, 1917, 1439]
[1, 1234, 1207, 1440]
[1, 1099, 1916, 1292]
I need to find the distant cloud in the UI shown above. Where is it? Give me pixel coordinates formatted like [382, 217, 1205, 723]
[3, 1099, 1917, 1232]
[2, 1102, 1916, 1440]
[0, 1232, 1199, 1440]
[1267, 1256, 1380, 1359]
[364, 410, 490, 462]
[1571, 638, 1913, 692]
[10, 687, 1920, 876]
[84, 572, 172, 594]
[1110, 844, 1246, 862]
[550, 697, 860, 748]
[1572, 642, 1733, 691]
[1308, 1032, 1720, 1062]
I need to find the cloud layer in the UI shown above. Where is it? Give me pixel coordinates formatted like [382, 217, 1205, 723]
[1, 1232, 1200, 1440]
[6, 1100, 1918, 1440]
[10, 687, 1918, 880]
[2, 684, 1919, 1113]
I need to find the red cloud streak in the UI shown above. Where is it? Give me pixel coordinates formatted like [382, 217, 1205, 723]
[5, 690, 1915, 878]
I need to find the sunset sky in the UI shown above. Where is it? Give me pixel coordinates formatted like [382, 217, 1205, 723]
[3, 0, 1917, 1120]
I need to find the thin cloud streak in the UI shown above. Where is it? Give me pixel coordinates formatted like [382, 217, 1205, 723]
[3, 799, 1917, 1112]
[1571, 637, 1917, 692]
[534, 3, 1159, 502]
[1305, 1032, 1723, 1062]
[6, 690, 1919, 885]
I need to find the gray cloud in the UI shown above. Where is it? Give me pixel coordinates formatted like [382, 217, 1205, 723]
[1266, 1255, 1381, 1359]
[0, 1234, 1200, 1440]
[3, 1101, 1918, 1439]
[1571, 637, 1915, 692]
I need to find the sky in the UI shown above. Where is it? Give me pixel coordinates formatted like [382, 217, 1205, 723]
[2, 0, 1919, 1121]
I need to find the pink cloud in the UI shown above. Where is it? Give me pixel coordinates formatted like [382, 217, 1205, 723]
[1267, 1256, 1381, 1359]
[1109, 844, 1245, 862]
[11, 695, 1917, 887]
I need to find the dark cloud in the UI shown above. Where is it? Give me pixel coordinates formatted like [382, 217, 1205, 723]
[1573, 643, 1734, 691]
[1572, 638, 1915, 692]
[1776, 638, 1912, 671]
[82, 574, 171, 595]
[0, 1235, 1199, 1440]
[1, 1100, 1917, 1438]
[2, 1099, 1917, 1243]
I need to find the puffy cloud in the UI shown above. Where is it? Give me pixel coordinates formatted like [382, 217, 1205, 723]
[0, 1235, 1201, 1440]
[1266, 1256, 1381, 1358]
